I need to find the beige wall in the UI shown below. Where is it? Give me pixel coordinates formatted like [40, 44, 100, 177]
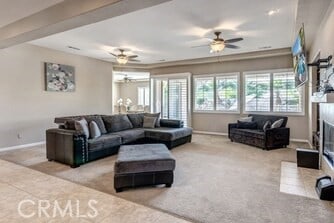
[151, 54, 309, 140]
[117, 81, 149, 105]
[0, 44, 113, 148]
[309, 1, 334, 61]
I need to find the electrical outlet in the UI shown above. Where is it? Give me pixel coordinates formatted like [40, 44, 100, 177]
[17, 134, 21, 139]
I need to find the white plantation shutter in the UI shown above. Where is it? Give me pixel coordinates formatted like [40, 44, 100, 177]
[168, 79, 188, 126]
[244, 73, 271, 112]
[244, 71, 303, 113]
[151, 74, 190, 127]
[216, 75, 238, 111]
[273, 72, 302, 112]
[194, 77, 214, 111]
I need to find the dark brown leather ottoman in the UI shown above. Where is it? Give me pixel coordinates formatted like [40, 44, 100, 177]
[114, 144, 175, 192]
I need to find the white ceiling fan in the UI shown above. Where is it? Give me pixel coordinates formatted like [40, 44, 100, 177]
[109, 49, 140, 65]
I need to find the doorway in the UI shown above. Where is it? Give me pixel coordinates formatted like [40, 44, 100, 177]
[151, 73, 191, 126]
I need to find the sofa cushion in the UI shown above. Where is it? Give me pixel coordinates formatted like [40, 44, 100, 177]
[145, 127, 192, 141]
[230, 128, 265, 139]
[85, 115, 107, 134]
[127, 113, 145, 128]
[115, 144, 175, 174]
[88, 134, 122, 151]
[145, 113, 161, 127]
[102, 115, 133, 133]
[143, 116, 157, 128]
[250, 114, 288, 130]
[112, 129, 145, 144]
[74, 118, 90, 138]
[237, 121, 257, 129]
[89, 121, 101, 139]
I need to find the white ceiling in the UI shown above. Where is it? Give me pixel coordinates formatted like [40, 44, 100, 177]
[114, 71, 150, 82]
[0, 0, 63, 28]
[30, 0, 300, 64]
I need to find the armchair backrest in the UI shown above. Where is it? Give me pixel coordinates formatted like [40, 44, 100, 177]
[249, 114, 288, 130]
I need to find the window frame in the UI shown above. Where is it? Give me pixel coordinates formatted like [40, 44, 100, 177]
[242, 69, 305, 116]
[193, 73, 240, 114]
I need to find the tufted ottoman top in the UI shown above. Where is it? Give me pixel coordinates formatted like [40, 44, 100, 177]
[114, 144, 175, 174]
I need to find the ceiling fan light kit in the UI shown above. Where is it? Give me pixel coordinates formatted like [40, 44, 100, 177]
[116, 55, 129, 64]
[111, 49, 140, 65]
[210, 40, 225, 53]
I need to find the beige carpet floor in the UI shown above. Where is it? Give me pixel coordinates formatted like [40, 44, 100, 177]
[1, 134, 334, 223]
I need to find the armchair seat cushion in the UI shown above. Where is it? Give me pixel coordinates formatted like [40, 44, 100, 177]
[145, 127, 192, 141]
[230, 128, 265, 139]
[112, 129, 145, 144]
[88, 134, 122, 151]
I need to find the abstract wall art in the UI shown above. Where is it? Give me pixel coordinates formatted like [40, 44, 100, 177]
[45, 62, 75, 92]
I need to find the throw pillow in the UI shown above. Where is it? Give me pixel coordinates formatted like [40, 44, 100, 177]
[127, 113, 145, 128]
[145, 112, 161, 127]
[74, 118, 90, 138]
[89, 121, 101, 139]
[263, 120, 272, 131]
[237, 120, 257, 129]
[238, 116, 253, 122]
[271, 119, 284, 129]
[102, 115, 133, 133]
[143, 116, 157, 128]
[85, 116, 107, 134]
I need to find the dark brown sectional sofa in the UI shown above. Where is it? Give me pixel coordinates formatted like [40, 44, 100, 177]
[46, 113, 192, 168]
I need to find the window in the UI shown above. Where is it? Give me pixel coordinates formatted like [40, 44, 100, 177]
[244, 73, 271, 112]
[194, 74, 239, 112]
[216, 76, 238, 111]
[138, 87, 149, 106]
[244, 71, 303, 113]
[194, 77, 214, 111]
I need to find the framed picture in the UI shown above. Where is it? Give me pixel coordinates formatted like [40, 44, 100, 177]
[45, 62, 75, 92]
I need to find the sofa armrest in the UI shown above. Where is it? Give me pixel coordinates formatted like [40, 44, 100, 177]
[265, 127, 290, 148]
[46, 128, 88, 167]
[228, 123, 238, 139]
[160, 119, 184, 128]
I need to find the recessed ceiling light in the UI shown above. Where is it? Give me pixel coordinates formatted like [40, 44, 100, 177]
[67, 46, 80, 50]
[267, 9, 280, 16]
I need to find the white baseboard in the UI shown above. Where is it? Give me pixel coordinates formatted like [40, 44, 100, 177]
[0, 141, 45, 152]
[193, 130, 309, 143]
[193, 130, 228, 136]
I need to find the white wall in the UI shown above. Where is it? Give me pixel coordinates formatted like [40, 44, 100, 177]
[117, 81, 149, 105]
[151, 54, 309, 140]
[0, 44, 113, 148]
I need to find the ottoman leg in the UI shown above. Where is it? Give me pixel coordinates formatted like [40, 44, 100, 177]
[166, 183, 172, 188]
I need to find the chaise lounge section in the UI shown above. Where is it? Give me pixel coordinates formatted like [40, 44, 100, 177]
[46, 113, 192, 167]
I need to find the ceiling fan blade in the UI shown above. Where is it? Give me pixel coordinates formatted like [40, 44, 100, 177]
[109, 52, 118, 57]
[225, 44, 240, 49]
[191, 44, 210, 48]
[127, 55, 138, 58]
[224, 38, 243, 43]
[129, 59, 141, 62]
